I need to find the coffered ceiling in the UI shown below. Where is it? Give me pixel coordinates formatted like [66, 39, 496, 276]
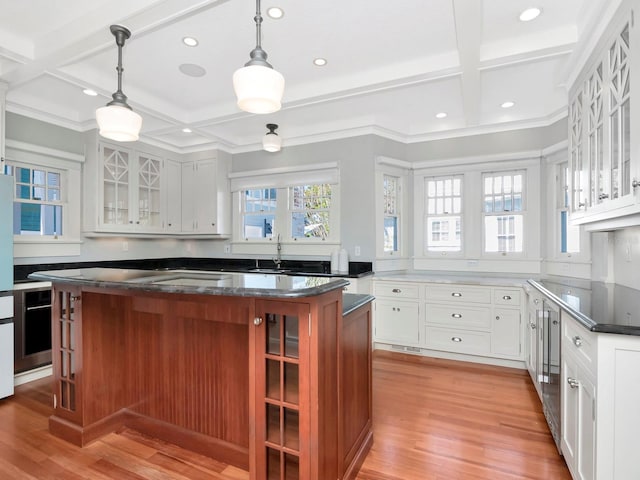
[0, 0, 619, 153]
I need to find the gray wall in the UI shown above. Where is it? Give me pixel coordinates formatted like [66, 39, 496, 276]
[6, 112, 84, 155]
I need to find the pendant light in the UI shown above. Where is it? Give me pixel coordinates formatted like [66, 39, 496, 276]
[233, 0, 285, 114]
[96, 25, 142, 142]
[262, 124, 281, 152]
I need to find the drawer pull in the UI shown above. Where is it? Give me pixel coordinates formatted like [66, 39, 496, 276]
[392, 288, 402, 293]
[529, 323, 536, 330]
[451, 313, 462, 319]
[533, 298, 539, 305]
[451, 337, 462, 343]
[253, 317, 263, 326]
[567, 377, 580, 389]
[502, 295, 512, 300]
[392, 307, 401, 312]
[495, 316, 500, 320]
[573, 336, 582, 347]
[451, 292, 462, 297]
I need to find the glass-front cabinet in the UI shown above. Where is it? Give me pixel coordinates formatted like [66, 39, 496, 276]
[254, 300, 308, 480]
[569, 7, 640, 227]
[100, 143, 163, 232]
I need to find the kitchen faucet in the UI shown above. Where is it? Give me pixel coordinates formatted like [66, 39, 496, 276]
[273, 234, 282, 269]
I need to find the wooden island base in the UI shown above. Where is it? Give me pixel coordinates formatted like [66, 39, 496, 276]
[49, 283, 372, 480]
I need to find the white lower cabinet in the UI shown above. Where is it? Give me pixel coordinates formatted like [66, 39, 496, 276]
[374, 299, 421, 346]
[561, 309, 640, 480]
[562, 347, 596, 480]
[373, 278, 524, 364]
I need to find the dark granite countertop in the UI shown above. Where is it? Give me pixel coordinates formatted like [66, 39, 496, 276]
[528, 277, 640, 336]
[29, 267, 349, 299]
[342, 293, 374, 316]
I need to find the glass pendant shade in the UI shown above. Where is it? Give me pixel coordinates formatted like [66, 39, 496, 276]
[233, 65, 285, 114]
[263, 132, 281, 152]
[96, 105, 142, 142]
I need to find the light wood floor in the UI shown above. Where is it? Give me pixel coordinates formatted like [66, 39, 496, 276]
[0, 351, 571, 480]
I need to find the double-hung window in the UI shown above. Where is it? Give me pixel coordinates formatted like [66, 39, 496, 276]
[424, 175, 462, 253]
[483, 171, 524, 253]
[3, 162, 63, 236]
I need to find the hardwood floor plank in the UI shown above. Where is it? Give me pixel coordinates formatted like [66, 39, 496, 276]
[0, 351, 570, 480]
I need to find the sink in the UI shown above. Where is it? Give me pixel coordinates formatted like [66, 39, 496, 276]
[248, 268, 291, 274]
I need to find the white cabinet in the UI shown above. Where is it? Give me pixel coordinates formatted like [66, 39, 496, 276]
[569, 5, 640, 227]
[424, 284, 523, 361]
[373, 281, 421, 346]
[342, 276, 372, 294]
[181, 157, 230, 235]
[84, 141, 165, 234]
[373, 277, 524, 365]
[561, 311, 596, 480]
[164, 159, 182, 233]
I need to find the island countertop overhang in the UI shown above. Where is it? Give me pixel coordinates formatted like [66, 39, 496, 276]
[29, 267, 350, 298]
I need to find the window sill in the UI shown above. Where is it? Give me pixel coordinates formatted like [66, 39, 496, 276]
[231, 241, 340, 257]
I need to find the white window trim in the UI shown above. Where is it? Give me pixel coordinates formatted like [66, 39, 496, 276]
[422, 174, 464, 258]
[5, 140, 84, 258]
[544, 143, 591, 265]
[230, 163, 341, 256]
[374, 157, 411, 270]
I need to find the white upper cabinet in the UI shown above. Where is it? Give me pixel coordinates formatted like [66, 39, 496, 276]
[569, 4, 640, 228]
[84, 141, 165, 234]
[82, 134, 230, 237]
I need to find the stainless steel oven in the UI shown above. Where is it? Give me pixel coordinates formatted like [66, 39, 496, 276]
[541, 297, 561, 452]
[14, 286, 52, 373]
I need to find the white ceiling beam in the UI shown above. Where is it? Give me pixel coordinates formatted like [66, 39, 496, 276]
[452, 0, 483, 127]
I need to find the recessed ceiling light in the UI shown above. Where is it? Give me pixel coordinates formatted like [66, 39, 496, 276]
[83, 88, 98, 96]
[501, 101, 516, 109]
[313, 58, 327, 66]
[436, 112, 447, 119]
[267, 7, 284, 19]
[179, 63, 207, 77]
[182, 128, 192, 133]
[182, 36, 199, 47]
[519, 7, 541, 22]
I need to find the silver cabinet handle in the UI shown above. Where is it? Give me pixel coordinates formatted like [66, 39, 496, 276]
[533, 298, 539, 305]
[598, 193, 609, 200]
[529, 323, 536, 330]
[392, 307, 401, 312]
[451, 292, 462, 297]
[451, 337, 462, 342]
[502, 295, 511, 300]
[573, 336, 582, 347]
[451, 313, 462, 318]
[392, 288, 401, 293]
[26, 304, 52, 311]
[495, 316, 500, 320]
[567, 377, 580, 389]
[253, 317, 263, 326]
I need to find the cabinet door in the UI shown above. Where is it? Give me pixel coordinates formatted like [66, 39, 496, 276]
[181, 159, 218, 233]
[491, 309, 521, 357]
[577, 374, 596, 480]
[135, 153, 162, 231]
[51, 286, 82, 424]
[101, 143, 132, 229]
[193, 159, 218, 233]
[164, 159, 181, 232]
[562, 353, 579, 470]
[253, 300, 310, 480]
[374, 299, 420, 346]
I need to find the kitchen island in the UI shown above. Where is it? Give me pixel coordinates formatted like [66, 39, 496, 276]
[29, 268, 374, 480]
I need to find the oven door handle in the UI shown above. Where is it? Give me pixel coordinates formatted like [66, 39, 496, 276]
[25, 304, 52, 311]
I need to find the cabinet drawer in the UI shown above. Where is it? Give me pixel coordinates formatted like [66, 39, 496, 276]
[494, 288, 522, 307]
[374, 282, 420, 299]
[425, 326, 491, 355]
[425, 304, 491, 330]
[426, 284, 491, 304]
[562, 311, 596, 371]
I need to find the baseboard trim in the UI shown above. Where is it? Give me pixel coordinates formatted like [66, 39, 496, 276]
[14, 365, 52, 386]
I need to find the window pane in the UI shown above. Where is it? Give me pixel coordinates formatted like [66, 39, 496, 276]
[13, 203, 63, 235]
[484, 215, 523, 253]
[426, 216, 461, 252]
[244, 214, 274, 238]
[48, 172, 61, 188]
[384, 216, 398, 252]
[32, 170, 46, 185]
[290, 184, 331, 239]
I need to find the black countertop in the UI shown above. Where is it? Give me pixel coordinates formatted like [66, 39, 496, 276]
[15, 257, 373, 283]
[342, 293, 374, 316]
[528, 277, 640, 336]
[29, 267, 350, 299]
